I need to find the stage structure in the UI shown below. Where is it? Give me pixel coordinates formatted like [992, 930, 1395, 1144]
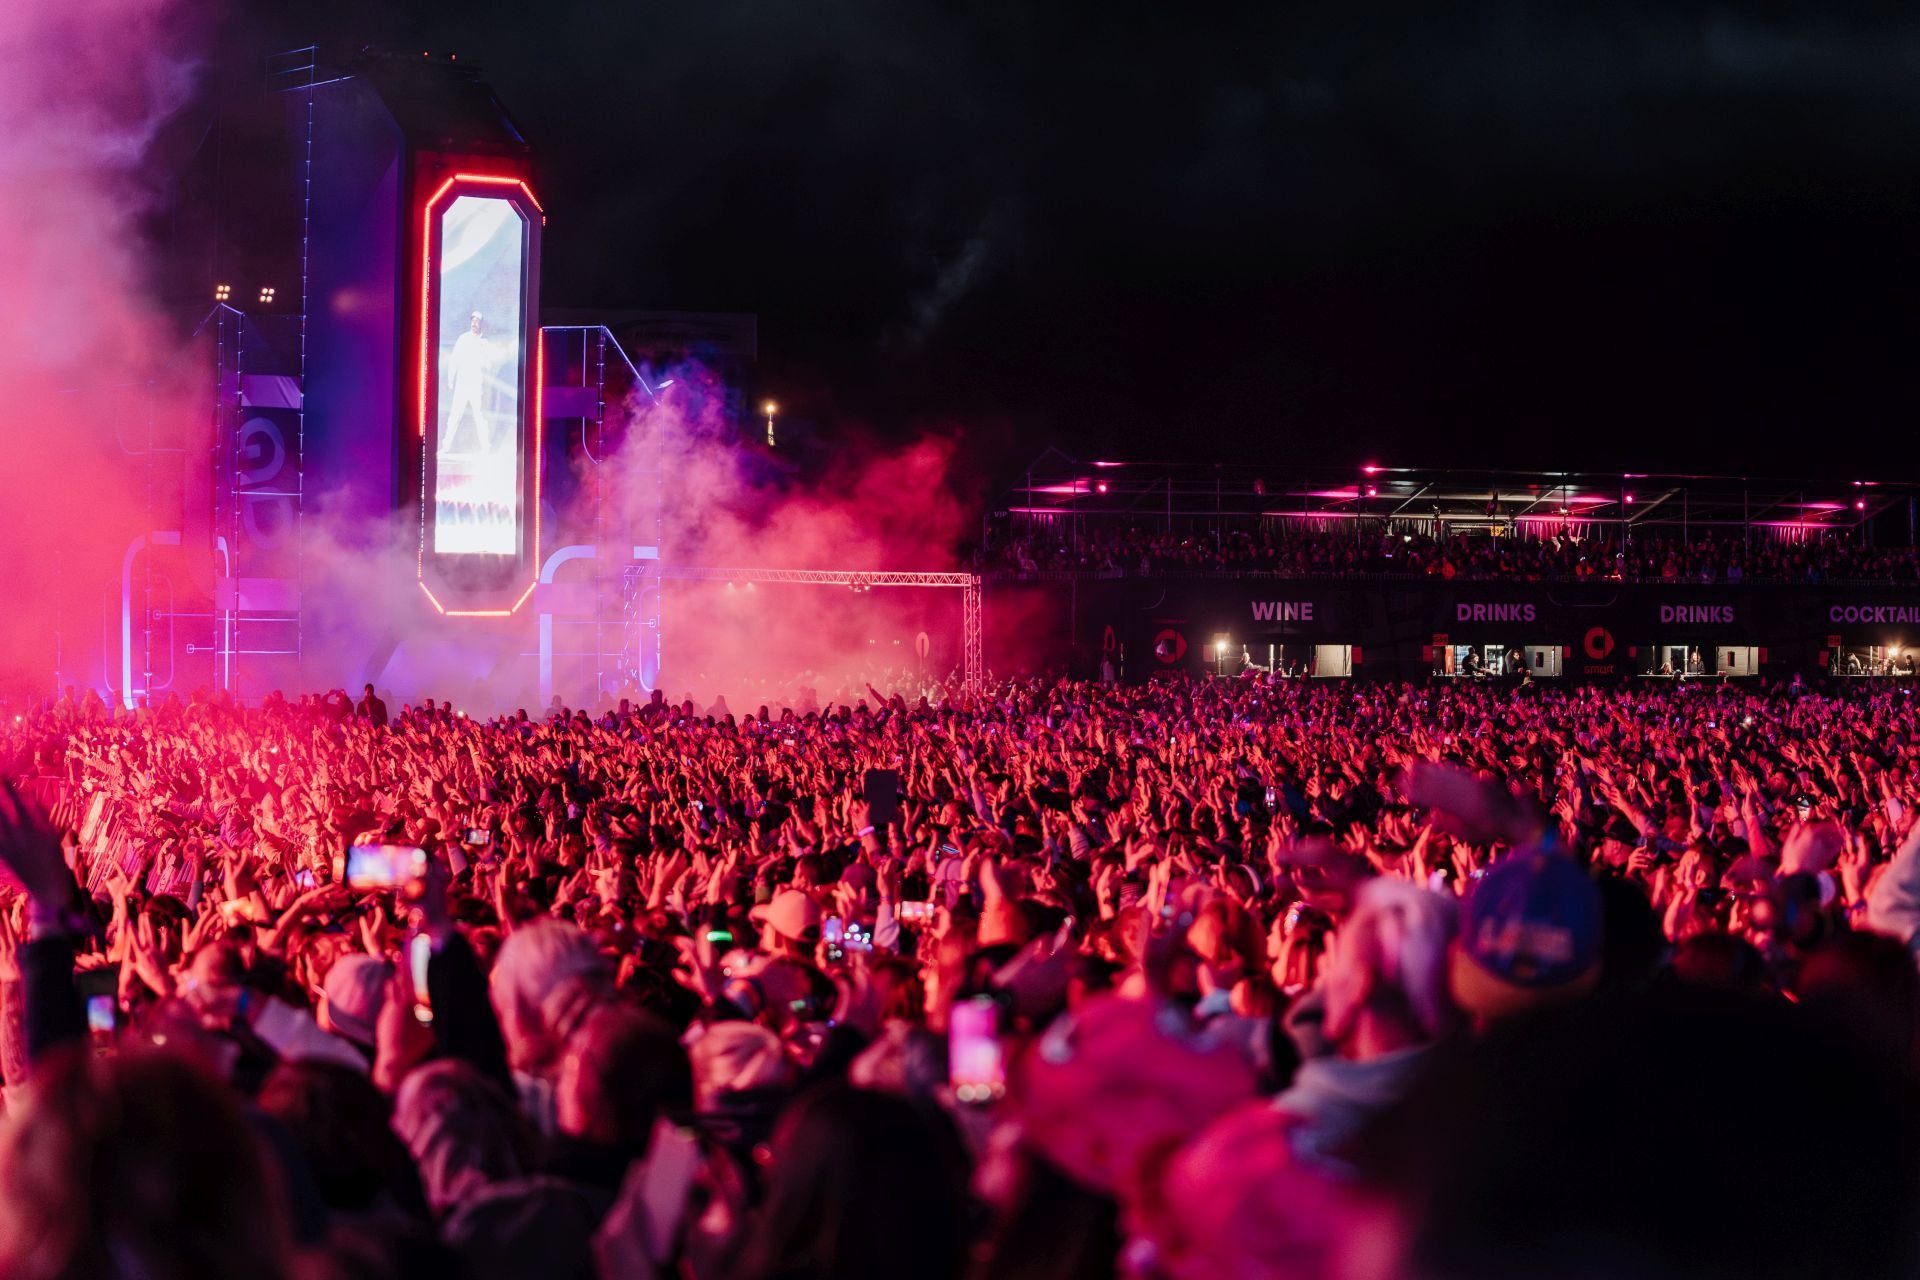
[614, 567, 985, 701]
[90, 48, 974, 711]
[531, 325, 669, 704]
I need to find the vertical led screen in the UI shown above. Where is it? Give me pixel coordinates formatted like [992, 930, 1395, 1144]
[430, 194, 526, 555]
[418, 172, 541, 615]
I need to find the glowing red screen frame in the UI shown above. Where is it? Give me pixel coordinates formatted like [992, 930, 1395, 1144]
[416, 172, 543, 617]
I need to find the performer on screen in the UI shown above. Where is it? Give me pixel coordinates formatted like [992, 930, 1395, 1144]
[443, 311, 504, 455]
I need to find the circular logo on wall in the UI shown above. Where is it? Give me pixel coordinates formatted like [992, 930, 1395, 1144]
[1153, 630, 1187, 664]
[1583, 626, 1615, 661]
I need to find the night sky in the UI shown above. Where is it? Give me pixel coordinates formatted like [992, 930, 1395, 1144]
[212, 1, 1920, 479]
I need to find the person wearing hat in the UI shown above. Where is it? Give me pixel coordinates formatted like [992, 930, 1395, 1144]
[1450, 849, 1603, 1026]
[749, 888, 823, 958]
[1133, 1103, 1353, 1280]
[318, 954, 392, 1059]
[1273, 877, 1460, 1177]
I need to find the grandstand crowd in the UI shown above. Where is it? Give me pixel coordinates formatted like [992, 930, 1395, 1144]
[1, 673, 1919, 1279]
[987, 523, 1920, 583]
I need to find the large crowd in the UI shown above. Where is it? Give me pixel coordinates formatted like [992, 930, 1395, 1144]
[987, 522, 1920, 583]
[1, 674, 1920, 1279]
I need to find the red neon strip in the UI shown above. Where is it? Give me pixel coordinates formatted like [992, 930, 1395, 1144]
[438, 578, 537, 619]
[421, 576, 531, 619]
[533, 328, 543, 571]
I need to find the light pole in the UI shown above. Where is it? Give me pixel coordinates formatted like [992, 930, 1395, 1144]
[763, 400, 778, 448]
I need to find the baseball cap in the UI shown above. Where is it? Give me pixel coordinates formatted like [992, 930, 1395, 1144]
[1014, 994, 1255, 1198]
[320, 954, 392, 1049]
[1451, 851, 1602, 1022]
[748, 888, 823, 944]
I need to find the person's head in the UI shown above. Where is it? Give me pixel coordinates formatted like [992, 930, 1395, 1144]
[1361, 987, 1920, 1280]
[749, 888, 823, 957]
[1449, 850, 1602, 1025]
[468, 311, 482, 334]
[555, 1003, 693, 1152]
[1134, 1103, 1352, 1280]
[1798, 931, 1920, 1072]
[1184, 898, 1262, 984]
[256, 1060, 426, 1219]
[362, 684, 375, 699]
[391, 1060, 530, 1218]
[0, 1049, 291, 1280]
[732, 1084, 970, 1280]
[1322, 877, 1460, 1055]
[689, 1021, 796, 1110]
[180, 937, 252, 1026]
[489, 919, 612, 1076]
[1013, 994, 1257, 1204]
[318, 954, 391, 1052]
[1668, 931, 1772, 996]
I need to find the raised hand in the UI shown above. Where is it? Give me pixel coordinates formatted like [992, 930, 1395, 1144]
[0, 781, 78, 914]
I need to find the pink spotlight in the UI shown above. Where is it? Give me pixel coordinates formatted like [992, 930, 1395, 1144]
[1856, 499, 1867, 510]
[1361, 464, 1380, 475]
[1364, 485, 1379, 498]
[1095, 481, 1109, 494]
[1624, 493, 1635, 504]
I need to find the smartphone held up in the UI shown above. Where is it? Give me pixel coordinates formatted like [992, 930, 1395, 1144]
[336, 844, 429, 894]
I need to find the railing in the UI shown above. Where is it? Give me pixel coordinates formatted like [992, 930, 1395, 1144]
[981, 566, 1920, 587]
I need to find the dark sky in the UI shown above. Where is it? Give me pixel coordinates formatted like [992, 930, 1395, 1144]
[218, 0, 1920, 478]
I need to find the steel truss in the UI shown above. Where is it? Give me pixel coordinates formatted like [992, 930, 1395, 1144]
[623, 565, 985, 696]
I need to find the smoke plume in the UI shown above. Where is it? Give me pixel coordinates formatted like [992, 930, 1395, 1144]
[0, 0, 202, 705]
[601, 363, 981, 712]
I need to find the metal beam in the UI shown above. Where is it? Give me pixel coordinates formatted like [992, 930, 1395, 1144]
[637, 565, 978, 589]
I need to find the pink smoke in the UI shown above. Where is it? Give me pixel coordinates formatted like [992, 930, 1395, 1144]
[0, 0, 203, 705]
[599, 363, 985, 709]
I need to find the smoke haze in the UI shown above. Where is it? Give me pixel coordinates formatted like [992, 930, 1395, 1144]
[0, 0, 203, 704]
